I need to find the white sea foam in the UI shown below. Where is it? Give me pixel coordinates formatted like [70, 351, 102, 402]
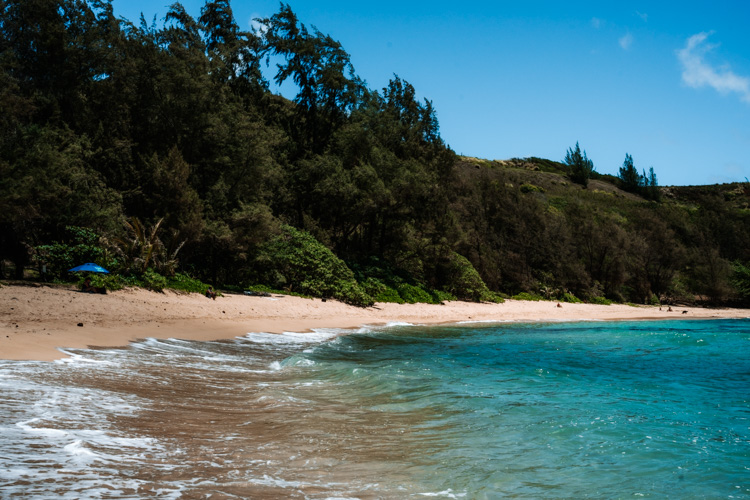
[383, 321, 416, 327]
[250, 474, 304, 488]
[16, 418, 68, 437]
[242, 330, 337, 345]
[419, 489, 468, 498]
[64, 440, 99, 458]
[54, 350, 114, 365]
[456, 319, 511, 324]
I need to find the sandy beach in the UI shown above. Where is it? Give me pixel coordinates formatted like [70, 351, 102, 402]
[1, 284, 747, 361]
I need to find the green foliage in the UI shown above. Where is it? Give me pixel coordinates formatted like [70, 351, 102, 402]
[563, 142, 595, 187]
[165, 273, 212, 294]
[396, 283, 436, 304]
[512, 292, 544, 301]
[258, 225, 372, 306]
[142, 269, 168, 292]
[432, 290, 458, 303]
[590, 296, 613, 305]
[1, 1, 748, 309]
[520, 183, 545, 194]
[731, 261, 750, 300]
[441, 252, 495, 302]
[35, 227, 106, 280]
[619, 153, 641, 192]
[77, 273, 126, 292]
[360, 277, 410, 304]
[113, 217, 183, 277]
[618, 154, 660, 201]
[560, 292, 582, 303]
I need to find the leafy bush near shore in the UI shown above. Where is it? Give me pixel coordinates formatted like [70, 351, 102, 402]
[432, 290, 458, 303]
[441, 252, 497, 302]
[560, 292, 582, 303]
[166, 273, 212, 294]
[375, 286, 406, 304]
[731, 261, 750, 301]
[396, 283, 436, 304]
[257, 225, 373, 306]
[76, 273, 126, 291]
[142, 269, 167, 292]
[35, 226, 108, 280]
[512, 292, 544, 301]
[590, 296, 613, 305]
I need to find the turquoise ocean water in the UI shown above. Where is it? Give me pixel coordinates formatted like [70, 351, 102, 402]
[1, 319, 749, 498]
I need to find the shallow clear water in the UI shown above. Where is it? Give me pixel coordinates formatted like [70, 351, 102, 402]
[1, 319, 749, 498]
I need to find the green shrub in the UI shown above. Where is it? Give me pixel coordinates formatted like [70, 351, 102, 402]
[166, 273, 211, 294]
[431, 290, 457, 303]
[76, 273, 126, 291]
[480, 291, 505, 303]
[257, 225, 373, 306]
[374, 286, 405, 304]
[560, 292, 582, 303]
[397, 283, 435, 304]
[731, 261, 750, 300]
[142, 268, 167, 292]
[590, 296, 613, 305]
[512, 292, 544, 301]
[441, 252, 494, 302]
[361, 277, 386, 297]
[35, 226, 106, 280]
[520, 183, 545, 194]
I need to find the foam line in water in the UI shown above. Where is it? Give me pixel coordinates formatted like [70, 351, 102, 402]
[16, 418, 68, 437]
[456, 319, 512, 324]
[419, 489, 468, 498]
[64, 440, 100, 458]
[54, 350, 114, 365]
[242, 330, 337, 345]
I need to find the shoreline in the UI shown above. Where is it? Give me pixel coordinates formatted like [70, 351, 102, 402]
[2, 284, 747, 362]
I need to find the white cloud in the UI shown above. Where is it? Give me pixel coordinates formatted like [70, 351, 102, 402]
[249, 14, 267, 35]
[619, 33, 633, 50]
[677, 32, 750, 103]
[636, 11, 648, 22]
[591, 17, 602, 29]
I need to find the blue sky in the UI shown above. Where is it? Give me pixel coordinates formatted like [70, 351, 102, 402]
[113, 1, 750, 186]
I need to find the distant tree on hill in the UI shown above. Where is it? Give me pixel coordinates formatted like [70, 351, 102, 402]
[618, 153, 640, 192]
[642, 166, 660, 201]
[618, 154, 660, 201]
[563, 142, 595, 187]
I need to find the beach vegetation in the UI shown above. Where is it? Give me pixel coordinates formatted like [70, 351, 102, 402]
[512, 292, 544, 301]
[35, 226, 107, 281]
[731, 261, 750, 301]
[256, 225, 373, 306]
[0, 1, 748, 308]
[374, 287, 406, 304]
[396, 283, 436, 304]
[166, 273, 213, 294]
[560, 292, 583, 303]
[142, 269, 168, 292]
[440, 252, 498, 302]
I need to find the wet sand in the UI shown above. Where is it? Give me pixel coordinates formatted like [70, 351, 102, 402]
[1, 284, 747, 361]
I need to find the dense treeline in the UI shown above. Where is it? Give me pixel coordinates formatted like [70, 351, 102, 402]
[1, 0, 749, 306]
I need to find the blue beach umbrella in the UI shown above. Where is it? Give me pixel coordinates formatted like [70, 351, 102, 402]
[68, 263, 110, 274]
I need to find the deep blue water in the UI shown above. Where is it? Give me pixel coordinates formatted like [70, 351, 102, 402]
[1, 319, 749, 498]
